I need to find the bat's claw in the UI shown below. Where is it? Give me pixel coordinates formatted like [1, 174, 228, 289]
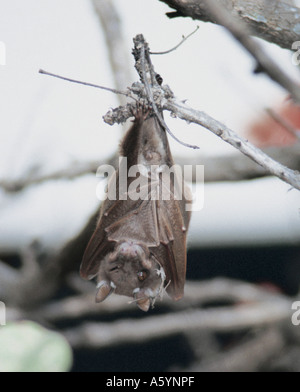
[130, 101, 151, 122]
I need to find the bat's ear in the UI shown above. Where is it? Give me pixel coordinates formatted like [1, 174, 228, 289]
[133, 289, 152, 312]
[166, 283, 184, 302]
[95, 281, 114, 303]
[136, 298, 151, 312]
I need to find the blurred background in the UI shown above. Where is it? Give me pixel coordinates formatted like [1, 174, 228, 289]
[0, 0, 300, 372]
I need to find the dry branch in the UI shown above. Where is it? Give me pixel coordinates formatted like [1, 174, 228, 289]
[0, 160, 104, 192]
[164, 99, 300, 190]
[189, 328, 286, 372]
[201, 0, 300, 104]
[1, 143, 300, 192]
[104, 87, 300, 191]
[35, 34, 300, 191]
[103, 34, 300, 190]
[27, 278, 282, 323]
[177, 143, 300, 182]
[160, 0, 300, 50]
[92, 0, 133, 106]
[63, 299, 292, 349]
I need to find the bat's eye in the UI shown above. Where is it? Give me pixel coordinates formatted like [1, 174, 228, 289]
[137, 270, 148, 282]
[110, 264, 121, 272]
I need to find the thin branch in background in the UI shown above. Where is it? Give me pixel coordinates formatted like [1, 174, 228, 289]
[39, 69, 135, 100]
[0, 159, 110, 193]
[29, 278, 285, 323]
[150, 25, 199, 55]
[201, 0, 300, 104]
[63, 299, 292, 349]
[266, 108, 300, 141]
[92, 0, 133, 107]
[160, 0, 300, 50]
[1, 141, 300, 193]
[3, 274, 297, 372]
[175, 143, 300, 183]
[188, 328, 285, 372]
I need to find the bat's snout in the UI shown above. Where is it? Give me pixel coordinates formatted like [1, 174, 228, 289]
[118, 242, 146, 259]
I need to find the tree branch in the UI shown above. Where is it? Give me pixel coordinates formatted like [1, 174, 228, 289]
[31, 278, 282, 322]
[164, 98, 300, 190]
[1, 143, 299, 192]
[63, 299, 292, 349]
[160, 0, 300, 50]
[201, 0, 300, 104]
[0, 159, 105, 192]
[176, 143, 300, 182]
[189, 328, 285, 372]
[102, 34, 300, 191]
[36, 35, 300, 191]
[92, 0, 133, 107]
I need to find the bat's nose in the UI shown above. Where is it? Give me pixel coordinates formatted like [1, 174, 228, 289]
[119, 242, 144, 259]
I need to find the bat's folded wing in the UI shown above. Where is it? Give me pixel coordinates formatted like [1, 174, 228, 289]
[152, 199, 188, 301]
[106, 199, 161, 247]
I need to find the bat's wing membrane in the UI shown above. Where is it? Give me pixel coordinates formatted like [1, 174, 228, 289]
[106, 199, 160, 247]
[153, 197, 188, 300]
[80, 222, 112, 280]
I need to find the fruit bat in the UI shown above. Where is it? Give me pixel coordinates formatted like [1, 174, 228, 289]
[80, 107, 192, 311]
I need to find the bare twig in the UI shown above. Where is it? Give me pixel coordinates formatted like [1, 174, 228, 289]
[37, 35, 300, 192]
[39, 69, 134, 100]
[160, 0, 300, 50]
[189, 328, 285, 372]
[63, 299, 292, 349]
[92, 0, 133, 107]
[150, 26, 199, 55]
[176, 143, 300, 182]
[0, 158, 112, 193]
[1, 143, 300, 193]
[164, 98, 300, 190]
[28, 278, 283, 322]
[201, 0, 300, 104]
[103, 34, 300, 191]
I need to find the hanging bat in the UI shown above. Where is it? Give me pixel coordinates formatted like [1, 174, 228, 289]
[80, 106, 192, 311]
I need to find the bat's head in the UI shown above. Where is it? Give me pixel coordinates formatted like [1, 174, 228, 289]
[95, 241, 166, 311]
